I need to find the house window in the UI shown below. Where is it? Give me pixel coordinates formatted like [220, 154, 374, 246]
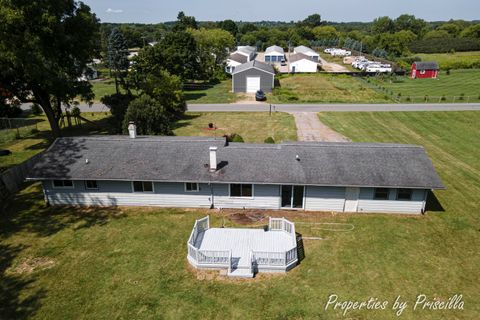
[419, 70, 426, 75]
[185, 183, 199, 192]
[133, 181, 153, 192]
[52, 180, 74, 189]
[230, 184, 253, 197]
[85, 180, 98, 190]
[374, 188, 390, 200]
[397, 188, 413, 201]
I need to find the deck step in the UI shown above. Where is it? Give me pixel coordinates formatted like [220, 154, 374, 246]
[227, 267, 253, 278]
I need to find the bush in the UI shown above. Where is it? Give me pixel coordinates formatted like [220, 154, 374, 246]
[446, 69, 451, 76]
[409, 37, 480, 54]
[123, 95, 173, 135]
[441, 95, 446, 101]
[406, 96, 411, 101]
[226, 133, 244, 143]
[264, 137, 275, 144]
[31, 103, 43, 115]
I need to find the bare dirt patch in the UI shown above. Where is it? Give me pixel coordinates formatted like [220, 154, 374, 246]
[10, 257, 55, 275]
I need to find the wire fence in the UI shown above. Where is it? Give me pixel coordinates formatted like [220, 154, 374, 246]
[0, 118, 40, 145]
[393, 95, 480, 103]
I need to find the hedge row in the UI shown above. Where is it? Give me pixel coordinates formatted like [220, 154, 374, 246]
[409, 37, 480, 54]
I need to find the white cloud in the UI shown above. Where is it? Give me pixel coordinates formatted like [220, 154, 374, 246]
[106, 8, 123, 14]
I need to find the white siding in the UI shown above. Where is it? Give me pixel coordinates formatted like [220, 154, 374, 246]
[289, 59, 318, 73]
[213, 184, 280, 209]
[43, 180, 428, 214]
[44, 180, 212, 207]
[357, 188, 426, 214]
[304, 186, 346, 211]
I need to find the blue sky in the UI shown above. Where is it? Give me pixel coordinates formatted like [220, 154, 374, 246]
[84, 0, 480, 23]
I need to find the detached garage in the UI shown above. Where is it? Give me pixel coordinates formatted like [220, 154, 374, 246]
[232, 60, 275, 93]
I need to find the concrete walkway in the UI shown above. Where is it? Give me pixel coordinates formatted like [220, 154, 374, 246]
[291, 112, 350, 142]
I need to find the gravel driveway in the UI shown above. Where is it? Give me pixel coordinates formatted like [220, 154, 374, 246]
[290, 112, 350, 142]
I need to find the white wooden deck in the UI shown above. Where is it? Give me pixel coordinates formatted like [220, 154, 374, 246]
[195, 228, 293, 269]
[187, 216, 298, 277]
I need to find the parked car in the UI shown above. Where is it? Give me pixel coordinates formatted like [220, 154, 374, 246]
[280, 58, 287, 66]
[255, 90, 266, 101]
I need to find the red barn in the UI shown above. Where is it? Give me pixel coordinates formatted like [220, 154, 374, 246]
[411, 61, 439, 79]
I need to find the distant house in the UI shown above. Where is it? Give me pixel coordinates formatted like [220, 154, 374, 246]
[411, 61, 439, 79]
[265, 45, 285, 63]
[232, 60, 275, 93]
[289, 53, 318, 73]
[225, 46, 256, 74]
[28, 134, 444, 214]
[293, 46, 319, 62]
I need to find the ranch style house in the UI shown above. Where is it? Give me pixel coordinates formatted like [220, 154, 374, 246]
[27, 127, 444, 214]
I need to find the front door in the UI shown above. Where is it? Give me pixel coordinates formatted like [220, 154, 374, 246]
[344, 187, 360, 212]
[281, 185, 304, 209]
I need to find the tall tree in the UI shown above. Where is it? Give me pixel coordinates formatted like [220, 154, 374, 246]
[372, 16, 395, 34]
[173, 11, 198, 31]
[300, 14, 322, 28]
[107, 28, 130, 94]
[220, 20, 238, 37]
[0, 0, 100, 137]
[190, 28, 235, 80]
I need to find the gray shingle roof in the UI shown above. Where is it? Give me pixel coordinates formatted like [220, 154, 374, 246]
[414, 61, 439, 70]
[28, 136, 444, 189]
[294, 45, 318, 56]
[265, 45, 284, 55]
[229, 53, 248, 64]
[289, 53, 317, 63]
[232, 60, 275, 75]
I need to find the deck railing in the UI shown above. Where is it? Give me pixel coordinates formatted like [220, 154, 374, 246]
[268, 217, 297, 246]
[187, 216, 232, 269]
[252, 248, 298, 267]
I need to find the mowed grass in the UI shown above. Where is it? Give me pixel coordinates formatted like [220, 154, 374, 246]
[0, 112, 112, 171]
[1, 111, 479, 319]
[370, 69, 480, 102]
[90, 78, 238, 104]
[183, 80, 238, 104]
[174, 112, 297, 142]
[270, 74, 389, 103]
[417, 51, 480, 69]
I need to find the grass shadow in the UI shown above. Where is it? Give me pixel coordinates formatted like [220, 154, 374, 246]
[171, 113, 201, 131]
[0, 243, 46, 319]
[183, 92, 207, 101]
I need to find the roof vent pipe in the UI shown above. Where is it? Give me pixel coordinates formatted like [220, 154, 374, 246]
[296, 155, 300, 161]
[209, 146, 218, 172]
[128, 121, 137, 139]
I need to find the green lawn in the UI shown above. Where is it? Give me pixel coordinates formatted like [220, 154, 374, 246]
[1, 111, 296, 171]
[1, 111, 479, 319]
[368, 69, 480, 102]
[90, 79, 238, 104]
[184, 80, 238, 104]
[416, 51, 480, 70]
[270, 74, 390, 103]
[174, 112, 297, 143]
[0, 112, 112, 171]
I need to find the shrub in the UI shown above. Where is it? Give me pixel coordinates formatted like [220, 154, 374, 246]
[264, 137, 275, 144]
[228, 133, 244, 143]
[441, 95, 446, 101]
[459, 93, 465, 101]
[446, 69, 451, 76]
[406, 96, 411, 101]
[31, 103, 43, 115]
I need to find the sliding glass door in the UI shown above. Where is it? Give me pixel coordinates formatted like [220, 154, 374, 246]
[281, 185, 304, 209]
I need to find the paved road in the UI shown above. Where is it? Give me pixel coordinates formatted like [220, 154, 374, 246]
[21, 102, 480, 113]
[291, 112, 349, 142]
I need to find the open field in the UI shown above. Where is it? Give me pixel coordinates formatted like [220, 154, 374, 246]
[1, 111, 479, 319]
[417, 51, 480, 69]
[173, 112, 297, 143]
[368, 69, 480, 103]
[270, 74, 389, 103]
